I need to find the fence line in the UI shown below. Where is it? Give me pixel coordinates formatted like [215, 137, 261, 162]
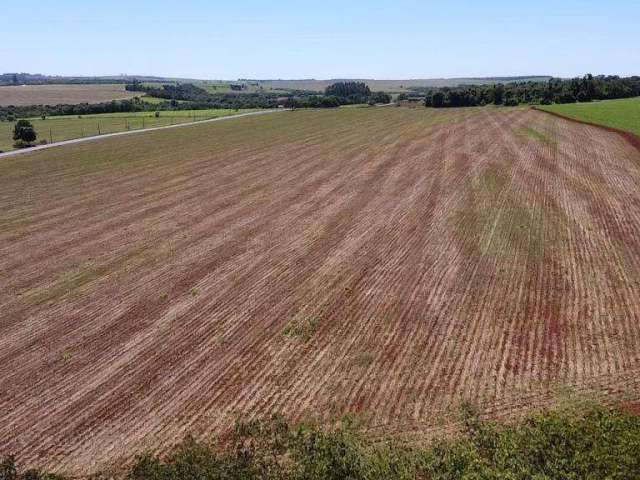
[2, 114, 232, 150]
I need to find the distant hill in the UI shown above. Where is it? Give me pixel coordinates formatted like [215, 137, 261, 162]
[243, 77, 553, 92]
[1, 73, 552, 92]
[0, 73, 202, 86]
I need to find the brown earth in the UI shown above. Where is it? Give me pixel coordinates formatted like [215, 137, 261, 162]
[533, 106, 640, 153]
[1, 107, 640, 474]
[0, 84, 140, 106]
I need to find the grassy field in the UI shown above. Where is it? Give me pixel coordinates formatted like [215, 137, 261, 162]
[139, 95, 170, 105]
[537, 97, 640, 136]
[0, 84, 140, 107]
[3, 107, 640, 474]
[0, 108, 259, 151]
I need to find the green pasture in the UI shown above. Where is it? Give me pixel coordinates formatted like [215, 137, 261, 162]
[0, 108, 259, 152]
[537, 97, 640, 137]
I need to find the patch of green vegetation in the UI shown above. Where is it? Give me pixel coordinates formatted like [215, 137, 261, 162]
[0, 455, 65, 480]
[352, 352, 374, 368]
[0, 108, 261, 151]
[140, 95, 171, 105]
[453, 165, 552, 262]
[6, 402, 639, 479]
[454, 166, 507, 242]
[283, 313, 320, 341]
[517, 126, 556, 146]
[538, 97, 640, 137]
[24, 263, 107, 306]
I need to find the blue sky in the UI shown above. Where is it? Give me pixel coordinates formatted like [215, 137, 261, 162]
[2, 0, 638, 80]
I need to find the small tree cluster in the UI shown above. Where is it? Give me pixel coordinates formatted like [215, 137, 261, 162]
[12, 120, 37, 148]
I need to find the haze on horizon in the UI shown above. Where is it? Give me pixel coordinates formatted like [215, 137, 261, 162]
[2, 0, 639, 80]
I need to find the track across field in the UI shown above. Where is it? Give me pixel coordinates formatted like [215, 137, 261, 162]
[2, 106, 640, 473]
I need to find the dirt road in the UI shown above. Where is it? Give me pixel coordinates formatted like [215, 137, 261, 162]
[0, 109, 284, 159]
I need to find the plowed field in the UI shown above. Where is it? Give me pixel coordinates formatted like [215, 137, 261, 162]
[0, 84, 140, 107]
[2, 107, 640, 474]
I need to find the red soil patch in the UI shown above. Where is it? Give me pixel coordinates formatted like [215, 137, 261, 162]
[2, 107, 640, 474]
[620, 401, 640, 416]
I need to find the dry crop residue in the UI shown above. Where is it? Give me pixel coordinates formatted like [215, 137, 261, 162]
[1, 107, 640, 473]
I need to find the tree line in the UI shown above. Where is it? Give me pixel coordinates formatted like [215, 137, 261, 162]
[126, 81, 391, 110]
[0, 93, 279, 122]
[0, 81, 392, 121]
[414, 75, 640, 108]
[0, 73, 177, 86]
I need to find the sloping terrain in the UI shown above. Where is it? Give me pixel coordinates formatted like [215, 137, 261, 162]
[256, 77, 551, 92]
[1, 106, 640, 473]
[538, 97, 640, 137]
[0, 84, 139, 106]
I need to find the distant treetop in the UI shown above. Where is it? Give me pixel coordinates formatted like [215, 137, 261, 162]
[325, 82, 371, 97]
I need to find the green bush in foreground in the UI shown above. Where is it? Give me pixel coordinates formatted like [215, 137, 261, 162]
[3, 403, 640, 479]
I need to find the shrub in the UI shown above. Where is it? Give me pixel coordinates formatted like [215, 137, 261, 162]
[13, 140, 32, 149]
[3, 403, 640, 479]
[319, 96, 340, 108]
[283, 314, 319, 341]
[126, 403, 640, 480]
[577, 91, 593, 102]
[556, 92, 577, 104]
[13, 120, 37, 144]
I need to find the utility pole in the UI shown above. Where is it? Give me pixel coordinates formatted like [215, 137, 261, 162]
[49, 128, 53, 144]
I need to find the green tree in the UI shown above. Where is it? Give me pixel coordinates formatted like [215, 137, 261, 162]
[13, 119, 37, 145]
[493, 84, 504, 105]
[431, 91, 446, 108]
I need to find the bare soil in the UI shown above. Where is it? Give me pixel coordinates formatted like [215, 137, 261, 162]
[1, 107, 640, 474]
[0, 84, 140, 106]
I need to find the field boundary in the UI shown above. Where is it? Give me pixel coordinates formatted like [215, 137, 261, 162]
[532, 105, 640, 152]
[0, 109, 286, 159]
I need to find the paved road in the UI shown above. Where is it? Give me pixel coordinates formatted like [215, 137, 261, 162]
[0, 109, 287, 159]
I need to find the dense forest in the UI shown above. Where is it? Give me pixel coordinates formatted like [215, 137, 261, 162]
[414, 75, 640, 108]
